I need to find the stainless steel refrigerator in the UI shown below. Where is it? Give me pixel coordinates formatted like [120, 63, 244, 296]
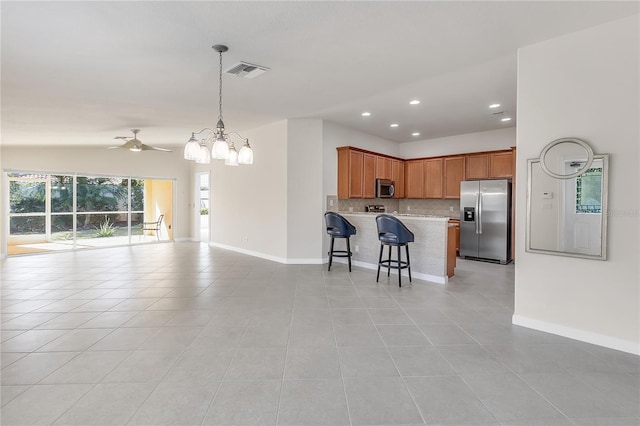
[460, 179, 512, 264]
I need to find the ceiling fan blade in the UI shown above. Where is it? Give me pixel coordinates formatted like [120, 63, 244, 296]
[106, 146, 122, 150]
[140, 143, 172, 152]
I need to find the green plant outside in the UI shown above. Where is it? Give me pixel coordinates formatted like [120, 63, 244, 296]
[95, 217, 116, 237]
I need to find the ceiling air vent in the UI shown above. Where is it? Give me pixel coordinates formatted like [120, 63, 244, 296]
[224, 61, 269, 79]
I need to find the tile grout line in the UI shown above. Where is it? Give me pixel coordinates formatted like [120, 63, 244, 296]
[198, 293, 253, 426]
[273, 270, 298, 426]
[362, 276, 428, 426]
[328, 268, 355, 426]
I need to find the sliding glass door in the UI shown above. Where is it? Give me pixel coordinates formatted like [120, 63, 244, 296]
[5, 171, 173, 255]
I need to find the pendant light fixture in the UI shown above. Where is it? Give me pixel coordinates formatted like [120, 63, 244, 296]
[184, 44, 253, 165]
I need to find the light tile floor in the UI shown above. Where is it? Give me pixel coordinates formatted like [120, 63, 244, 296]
[1, 242, 638, 425]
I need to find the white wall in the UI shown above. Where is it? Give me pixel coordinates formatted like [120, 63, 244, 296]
[209, 120, 289, 261]
[399, 127, 516, 159]
[0, 147, 191, 255]
[287, 119, 324, 262]
[514, 15, 639, 354]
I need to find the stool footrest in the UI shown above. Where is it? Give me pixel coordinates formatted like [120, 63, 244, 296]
[327, 250, 352, 258]
[378, 259, 409, 270]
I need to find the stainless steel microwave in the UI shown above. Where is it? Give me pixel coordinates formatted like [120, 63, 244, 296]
[375, 179, 395, 198]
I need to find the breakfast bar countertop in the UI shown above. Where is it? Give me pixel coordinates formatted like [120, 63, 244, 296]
[337, 213, 453, 284]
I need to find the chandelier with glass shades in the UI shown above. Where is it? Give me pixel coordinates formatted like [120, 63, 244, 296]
[184, 44, 253, 166]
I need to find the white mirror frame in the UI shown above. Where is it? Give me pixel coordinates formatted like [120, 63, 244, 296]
[539, 137, 594, 179]
[526, 154, 609, 260]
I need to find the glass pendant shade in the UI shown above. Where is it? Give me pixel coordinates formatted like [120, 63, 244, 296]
[195, 143, 211, 164]
[238, 141, 254, 165]
[225, 145, 239, 166]
[184, 134, 201, 160]
[212, 133, 229, 159]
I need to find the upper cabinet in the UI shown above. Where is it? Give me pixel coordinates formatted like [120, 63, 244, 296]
[337, 147, 403, 199]
[363, 153, 376, 199]
[489, 151, 513, 178]
[465, 150, 514, 180]
[338, 146, 514, 200]
[465, 153, 490, 179]
[423, 158, 443, 199]
[443, 156, 465, 199]
[338, 148, 363, 198]
[391, 159, 404, 198]
[405, 160, 424, 199]
[375, 156, 392, 180]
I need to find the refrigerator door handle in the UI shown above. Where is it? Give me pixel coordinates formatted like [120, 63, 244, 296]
[478, 191, 483, 234]
[475, 192, 480, 234]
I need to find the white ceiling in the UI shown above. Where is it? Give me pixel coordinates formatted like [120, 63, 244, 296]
[1, 1, 637, 148]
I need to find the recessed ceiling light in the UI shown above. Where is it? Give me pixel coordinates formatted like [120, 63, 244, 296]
[489, 103, 501, 108]
[501, 117, 512, 122]
[412, 132, 420, 136]
[390, 123, 399, 128]
[409, 100, 421, 105]
[361, 112, 371, 117]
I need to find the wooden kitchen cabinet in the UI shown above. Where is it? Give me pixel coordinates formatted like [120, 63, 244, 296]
[391, 159, 405, 198]
[405, 160, 424, 198]
[423, 158, 443, 199]
[375, 156, 392, 180]
[489, 151, 513, 178]
[337, 148, 363, 198]
[465, 153, 489, 179]
[443, 156, 465, 199]
[363, 153, 376, 198]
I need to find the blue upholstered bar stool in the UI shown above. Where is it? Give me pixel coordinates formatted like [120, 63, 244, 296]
[324, 212, 357, 272]
[376, 214, 415, 287]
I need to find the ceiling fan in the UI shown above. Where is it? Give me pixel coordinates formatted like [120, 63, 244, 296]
[108, 129, 172, 152]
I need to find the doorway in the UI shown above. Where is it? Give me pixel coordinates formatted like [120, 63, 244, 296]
[196, 172, 210, 242]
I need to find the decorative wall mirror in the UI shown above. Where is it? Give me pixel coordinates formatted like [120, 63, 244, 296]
[527, 138, 608, 260]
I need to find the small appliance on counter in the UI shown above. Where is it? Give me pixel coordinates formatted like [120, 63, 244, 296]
[365, 204, 386, 213]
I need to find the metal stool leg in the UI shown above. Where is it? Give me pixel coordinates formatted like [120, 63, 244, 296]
[376, 244, 384, 282]
[346, 237, 352, 272]
[328, 237, 335, 271]
[406, 244, 412, 282]
[387, 245, 392, 277]
[397, 245, 402, 287]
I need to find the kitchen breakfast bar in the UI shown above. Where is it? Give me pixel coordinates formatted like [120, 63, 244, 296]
[337, 213, 457, 284]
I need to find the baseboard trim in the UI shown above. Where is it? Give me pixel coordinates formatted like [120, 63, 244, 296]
[174, 237, 196, 242]
[512, 314, 640, 355]
[208, 243, 324, 265]
[209, 242, 288, 264]
[332, 258, 447, 284]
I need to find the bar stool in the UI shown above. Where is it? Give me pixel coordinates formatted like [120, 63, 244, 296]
[324, 212, 357, 272]
[376, 214, 415, 287]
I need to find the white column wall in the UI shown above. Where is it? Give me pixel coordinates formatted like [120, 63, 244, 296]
[514, 15, 639, 354]
[399, 127, 516, 158]
[0, 146, 191, 247]
[209, 120, 289, 262]
[286, 119, 324, 263]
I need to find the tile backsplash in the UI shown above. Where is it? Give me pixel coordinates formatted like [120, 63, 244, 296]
[327, 196, 460, 218]
[337, 198, 400, 214]
[399, 199, 460, 218]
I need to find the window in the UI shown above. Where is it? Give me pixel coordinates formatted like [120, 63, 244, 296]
[575, 167, 602, 214]
[6, 171, 172, 255]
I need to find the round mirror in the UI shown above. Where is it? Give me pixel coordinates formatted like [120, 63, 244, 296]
[539, 138, 594, 179]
